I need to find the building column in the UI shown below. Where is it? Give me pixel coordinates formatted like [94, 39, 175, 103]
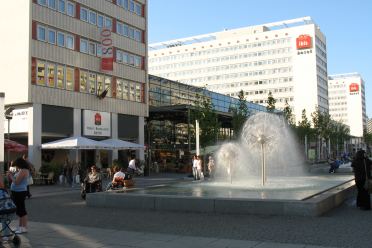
[138, 116, 145, 161]
[72, 108, 81, 163]
[28, 103, 42, 171]
[111, 113, 118, 164]
[0, 93, 4, 173]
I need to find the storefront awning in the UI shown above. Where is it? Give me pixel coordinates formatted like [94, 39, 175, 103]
[4, 139, 28, 152]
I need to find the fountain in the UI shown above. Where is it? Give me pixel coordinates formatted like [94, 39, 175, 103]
[87, 113, 355, 216]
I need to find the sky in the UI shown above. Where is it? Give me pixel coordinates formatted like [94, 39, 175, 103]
[148, 0, 372, 117]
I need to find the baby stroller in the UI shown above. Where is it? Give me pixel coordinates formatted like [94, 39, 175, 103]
[80, 180, 102, 200]
[0, 189, 21, 246]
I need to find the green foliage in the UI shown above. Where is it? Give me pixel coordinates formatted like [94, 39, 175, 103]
[191, 93, 220, 148]
[296, 109, 312, 143]
[40, 162, 63, 176]
[230, 90, 249, 139]
[282, 100, 295, 126]
[364, 129, 372, 146]
[311, 107, 332, 139]
[266, 91, 276, 112]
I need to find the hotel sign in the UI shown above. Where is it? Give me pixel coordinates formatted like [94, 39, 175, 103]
[296, 35, 312, 50]
[83, 110, 110, 136]
[100, 28, 113, 71]
[349, 83, 359, 95]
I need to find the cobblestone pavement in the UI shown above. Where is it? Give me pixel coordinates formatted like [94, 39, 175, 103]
[2, 172, 370, 248]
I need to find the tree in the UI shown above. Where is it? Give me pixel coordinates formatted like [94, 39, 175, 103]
[282, 100, 295, 126]
[311, 107, 333, 159]
[266, 91, 276, 112]
[230, 90, 249, 139]
[191, 94, 220, 149]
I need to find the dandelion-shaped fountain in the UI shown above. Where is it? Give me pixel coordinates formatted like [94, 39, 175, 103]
[88, 112, 355, 216]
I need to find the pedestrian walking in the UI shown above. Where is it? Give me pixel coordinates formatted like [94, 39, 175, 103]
[351, 149, 372, 210]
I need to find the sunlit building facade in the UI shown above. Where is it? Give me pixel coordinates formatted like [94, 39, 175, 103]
[149, 17, 328, 123]
[328, 73, 367, 137]
[0, 0, 148, 169]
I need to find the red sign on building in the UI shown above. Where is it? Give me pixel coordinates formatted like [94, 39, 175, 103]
[94, 113, 102, 125]
[100, 28, 113, 71]
[349, 83, 359, 93]
[296, 35, 312, 50]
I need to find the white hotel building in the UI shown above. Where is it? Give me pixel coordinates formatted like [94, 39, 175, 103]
[0, 0, 148, 169]
[149, 17, 328, 122]
[328, 73, 367, 137]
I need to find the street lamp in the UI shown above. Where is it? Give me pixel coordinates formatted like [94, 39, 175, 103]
[5, 107, 14, 168]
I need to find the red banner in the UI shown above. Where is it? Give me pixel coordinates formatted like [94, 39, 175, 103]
[101, 28, 113, 71]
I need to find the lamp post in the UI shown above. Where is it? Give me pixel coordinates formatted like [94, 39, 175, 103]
[5, 107, 14, 169]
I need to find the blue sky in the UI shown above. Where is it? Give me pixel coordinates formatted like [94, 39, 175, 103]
[148, 0, 372, 117]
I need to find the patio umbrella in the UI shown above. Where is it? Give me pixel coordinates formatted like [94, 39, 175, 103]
[41, 136, 114, 150]
[4, 139, 28, 152]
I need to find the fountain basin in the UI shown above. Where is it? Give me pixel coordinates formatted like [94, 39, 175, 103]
[86, 175, 355, 216]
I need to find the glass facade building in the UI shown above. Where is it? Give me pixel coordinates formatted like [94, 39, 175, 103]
[147, 75, 267, 172]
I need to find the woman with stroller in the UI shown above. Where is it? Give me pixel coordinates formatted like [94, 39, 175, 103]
[10, 157, 30, 234]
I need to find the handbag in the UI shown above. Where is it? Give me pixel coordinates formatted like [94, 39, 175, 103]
[27, 176, 34, 185]
[363, 159, 372, 193]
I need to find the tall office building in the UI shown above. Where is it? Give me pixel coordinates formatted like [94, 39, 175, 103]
[0, 0, 148, 168]
[328, 73, 367, 137]
[149, 17, 328, 122]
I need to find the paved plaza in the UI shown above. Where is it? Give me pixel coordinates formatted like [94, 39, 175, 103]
[1, 170, 371, 248]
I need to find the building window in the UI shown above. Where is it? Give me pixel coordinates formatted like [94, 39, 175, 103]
[56, 65, 64, 89]
[58, 0, 65, 13]
[116, 79, 123, 99]
[135, 83, 141, 102]
[66, 1, 75, 17]
[48, 29, 56, 44]
[123, 81, 129, 100]
[37, 61, 46, 85]
[48, 0, 56, 9]
[80, 7, 88, 22]
[129, 0, 135, 12]
[66, 67, 74, 90]
[88, 73, 96, 94]
[89, 42, 96, 56]
[135, 2, 142, 16]
[97, 14, 104, 28]
[57, 32, 65, 47]
[104, 77, 111, 97]
[66, 34, 74, 49]
[97, 75, 104, 95]
[47, 64, 55, 87]
[38, 0, 47, 6]
[37, 25, 46, 41]
[129, 82, 135, 101]
[80, 71, 88, 92]
[80, 39, 88, 53]
[105, 17, 112, 30]
[89, 11, 97, 25]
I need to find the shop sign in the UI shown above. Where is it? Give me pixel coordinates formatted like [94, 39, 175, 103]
[83, 110, 110, 136]
[100, 28, 113, 71]
[4, 108, 28, 133]
[296, 35, 312, 50]
[349, 83, 359, 95]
